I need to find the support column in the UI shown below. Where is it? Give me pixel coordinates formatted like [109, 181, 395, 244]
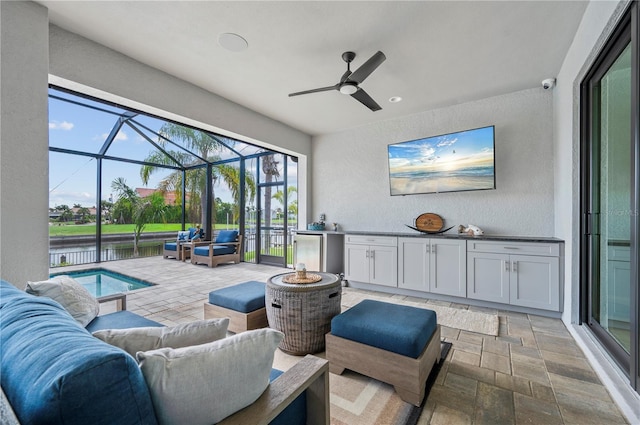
[0, 1, 50, 287]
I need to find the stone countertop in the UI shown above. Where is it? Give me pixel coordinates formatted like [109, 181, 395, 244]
[295, 229, 563, 243]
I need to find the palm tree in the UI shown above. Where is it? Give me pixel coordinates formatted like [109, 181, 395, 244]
[261, 154, 280, 229]
[111, 178, 167, 256]
[272, 186, 298, 222]
[140, 124, 255, 231]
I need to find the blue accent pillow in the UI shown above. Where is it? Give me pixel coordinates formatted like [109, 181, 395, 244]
[216, 230, 239, 243]
[187, 227, 198, 240]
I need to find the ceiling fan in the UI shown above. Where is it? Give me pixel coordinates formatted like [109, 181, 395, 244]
[288, 51, 386, 111]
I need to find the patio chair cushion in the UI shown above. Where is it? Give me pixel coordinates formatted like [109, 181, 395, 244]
[25, 275, 99, 327]
[330, 299, 437, 358]
[164, 242, 179, 251]
[193, 245, 236, 257]
[216, 230, 239, 243]
[208, 281, 266, 313]
[137, 328, 284, 425]
[269, 369, 307, 425]
[85, 310, 164, 333]
[93, 318, 230, 359]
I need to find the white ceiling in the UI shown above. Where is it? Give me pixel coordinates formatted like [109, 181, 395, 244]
[39, 1, 588, 136]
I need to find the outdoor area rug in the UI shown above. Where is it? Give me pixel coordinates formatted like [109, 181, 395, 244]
[340, 288, 500, 336]
[274, 342, 452, 425]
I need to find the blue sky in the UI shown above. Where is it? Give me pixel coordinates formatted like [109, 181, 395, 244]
[48, 90, 296, 209]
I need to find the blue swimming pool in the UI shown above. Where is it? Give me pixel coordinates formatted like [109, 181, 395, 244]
[50, 269, 154, 298]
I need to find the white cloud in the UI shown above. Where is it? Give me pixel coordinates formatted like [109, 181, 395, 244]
[49, 121, 74, 130]
[100, 130, 128, 142]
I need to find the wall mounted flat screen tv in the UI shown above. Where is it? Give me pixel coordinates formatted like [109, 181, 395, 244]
[388, 125, 495, 196]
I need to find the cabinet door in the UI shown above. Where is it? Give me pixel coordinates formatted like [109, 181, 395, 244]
[510, 255, 560, 311]
[344, 244, 370, 283]
[370, 245, 398, 287]
[430, 239, 467, 297]
[608, 260, 631, 321]
[467, 252, 510, 303]
[398, 238, 429, 291]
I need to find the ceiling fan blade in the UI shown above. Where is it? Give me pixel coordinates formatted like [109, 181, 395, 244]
[348, 51, 386, 84]
[340, 69, 352, 83]
[288, 85, 338, 97]
[351, 88, 382, 111]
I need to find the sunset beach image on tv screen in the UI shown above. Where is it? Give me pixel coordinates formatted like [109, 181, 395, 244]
[388, 126, 495, 196]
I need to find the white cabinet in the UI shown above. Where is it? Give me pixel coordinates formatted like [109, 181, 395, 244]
[467, 241, 561, 311]
[344, 235, 397, 287]
[607, 244, 630, 322]
[398, 238, 466, 296]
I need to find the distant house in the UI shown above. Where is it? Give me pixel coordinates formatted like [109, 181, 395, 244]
[135, 188, 188, 205]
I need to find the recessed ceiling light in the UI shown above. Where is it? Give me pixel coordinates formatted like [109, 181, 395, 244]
[389, 96, 402, 103]
[218, 33, 248, 52]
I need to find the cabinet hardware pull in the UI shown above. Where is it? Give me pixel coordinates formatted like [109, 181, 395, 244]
[505, 261, 510, 271]
[365, 250, 369, 258]
[504, 247, 519, 250]
[513, 261, 518, 272]
[432, 244, 436, 254]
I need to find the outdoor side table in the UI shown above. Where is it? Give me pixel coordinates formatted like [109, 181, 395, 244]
[266, 272, 341, 355]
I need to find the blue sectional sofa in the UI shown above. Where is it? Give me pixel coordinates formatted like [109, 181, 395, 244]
[0, 280, 329, 425]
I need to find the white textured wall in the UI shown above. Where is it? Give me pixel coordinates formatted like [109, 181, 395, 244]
[312, 88, 554, 236]
[0, 1, 50, 287]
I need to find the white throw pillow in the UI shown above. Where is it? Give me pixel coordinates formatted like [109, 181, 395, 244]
[92, 318, 229, 358]
[26, 275, 99, 327]
[137, 328, 284, 425]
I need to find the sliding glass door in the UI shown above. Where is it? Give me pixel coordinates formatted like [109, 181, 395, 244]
[581, 2, 639, 393]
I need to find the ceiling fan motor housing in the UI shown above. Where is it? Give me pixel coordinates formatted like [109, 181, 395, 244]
[342, 51, 356, 63]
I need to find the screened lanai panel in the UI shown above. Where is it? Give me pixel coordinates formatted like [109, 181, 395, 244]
[103, 120, 195, 167]
[259, 153, 285, 183]
[49, 151, 97, 211]
[212, 161, 244, 231]
[49, 94, 124, 154]
[102, 159, 167, 210]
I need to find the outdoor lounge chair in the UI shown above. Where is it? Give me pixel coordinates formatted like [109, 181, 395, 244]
[163, 227, 204, 260]
[191, 230, 243, 268]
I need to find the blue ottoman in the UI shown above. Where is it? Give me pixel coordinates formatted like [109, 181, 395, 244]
[325, 299, 441, 406]
[204, 281, 268, 333]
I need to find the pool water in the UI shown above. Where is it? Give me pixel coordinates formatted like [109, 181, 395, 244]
[50, 269, 154, 298]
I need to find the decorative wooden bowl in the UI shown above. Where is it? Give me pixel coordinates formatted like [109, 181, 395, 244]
[415, 213, 444, 232]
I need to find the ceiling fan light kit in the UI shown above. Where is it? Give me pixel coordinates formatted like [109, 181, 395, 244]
[288, 50, 386, 111]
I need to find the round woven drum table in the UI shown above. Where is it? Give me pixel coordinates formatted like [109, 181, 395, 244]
[266, 272, 341, 355]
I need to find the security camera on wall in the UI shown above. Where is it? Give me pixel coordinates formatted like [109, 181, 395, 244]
[542, 78, 556, 90]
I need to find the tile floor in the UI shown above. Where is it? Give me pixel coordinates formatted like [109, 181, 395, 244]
[54, 257, 629, 424]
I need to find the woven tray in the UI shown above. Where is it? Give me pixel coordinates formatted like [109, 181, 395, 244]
[282, 273, 322, 284]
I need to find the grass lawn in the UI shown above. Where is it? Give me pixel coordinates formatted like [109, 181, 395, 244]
[49, 223, 234, 237]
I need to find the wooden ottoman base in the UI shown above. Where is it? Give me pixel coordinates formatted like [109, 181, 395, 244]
[204, 303, 268, 334]
[325, 324, 440, 407]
